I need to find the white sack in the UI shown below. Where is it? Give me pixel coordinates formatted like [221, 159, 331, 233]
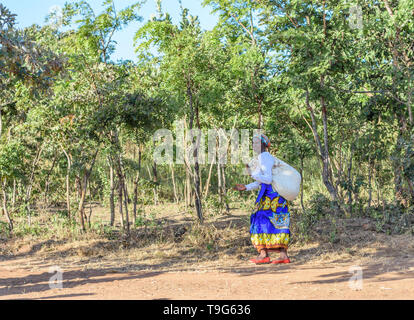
[271, 156, 301, 201]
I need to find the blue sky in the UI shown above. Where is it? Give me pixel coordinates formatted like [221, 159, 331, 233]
[2, 0, 219, 62]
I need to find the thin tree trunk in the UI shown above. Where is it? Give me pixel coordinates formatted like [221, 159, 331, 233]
[116, 154, 130, 236]
[117, 171, 124, 229]
[12, 179, 16, 212]
[203, 160, 215, 198]
[347, 145, 353, 217]
[222, 164, 230, 213]
[123, 175, 130, 236]
[62, 148, 72, 219]
[109, 157, 115, 226]
[375, 168, 380, 207]
[78, 174, 87, 232]
[0, 108, 2, 138]
[217, 161, 222, 204]
[75, 178, 80, 203]
[199, 165, 203, 199]
[116, 155, 130, 237]
[133, 145, 142, 224]
[183, 119, 192, 207]
[368, 160, 373, 208]
[306, 89, 341, 212]
[2, 180, 13, 232]
[257, 97, 263, 130]
[88, 184, 93, 229]
[185, 167, 191, 207]
[320, 93, 337, 202]
[187, 82, 203, 223]
[152, 139, 159, 206]
[77, 149, 99, 231]
[300, 155, 305, 212]
[170, 163, 179, 203]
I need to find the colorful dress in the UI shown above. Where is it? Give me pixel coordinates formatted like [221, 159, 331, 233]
[245, 152, 290, 252]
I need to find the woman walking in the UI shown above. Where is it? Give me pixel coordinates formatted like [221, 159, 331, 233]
[234, 134, 291, 264]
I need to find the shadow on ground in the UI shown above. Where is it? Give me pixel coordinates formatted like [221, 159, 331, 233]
[1, 211, 413, 298]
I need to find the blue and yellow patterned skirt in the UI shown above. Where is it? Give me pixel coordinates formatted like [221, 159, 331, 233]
[250, 183, 290, 252]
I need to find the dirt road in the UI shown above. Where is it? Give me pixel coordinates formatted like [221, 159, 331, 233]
[1, 211, 414, 300]
[1, 260, 414, 300]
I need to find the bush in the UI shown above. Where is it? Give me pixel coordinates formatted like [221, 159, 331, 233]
[14, 223, 47, 237]
[292, 192, 331, 242]
[0, 221, 11, 238]
[307, 192, 332, 217]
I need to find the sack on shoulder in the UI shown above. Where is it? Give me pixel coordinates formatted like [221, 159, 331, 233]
[271, 156, 302, 201]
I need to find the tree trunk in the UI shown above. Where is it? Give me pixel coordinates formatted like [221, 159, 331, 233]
[123, 177, 130, 236]
[185, 167, 191, 207]
[77, 150, 99, 232]
[300, 155, 305, 212]
[368, 160, 373, 208]
[393, 130, 405, 206]
[133, 145, 142, 225]
[222, 164, 230, 213]
[306, 90, 340, 207]
[170, 163, 179, 203]
[0, 108, 2, 138]
[203, 160, 215, 198]
[2, 180, 13, 232]
[217, 161, 222, 204]
[117, 172, 124, 229]
[320, 95, 338, 204]
[62, 148, 72, 219]
[117, 155, 130, 236]
[78, 174, 87, 232]
[347, 145, 353, 217]
[88, 184, 93, 229]
[109, 158, 115, 226]
[12, 179, 16, 212]
[257, 97, 263, 130]
[194, 157, 203, 222]
[187, 82, 203, 223]
[152, 139, 159, 206]
[375, 168, 380, 207]
[75, 178, 80, 203]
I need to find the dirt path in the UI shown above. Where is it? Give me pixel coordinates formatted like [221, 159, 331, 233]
[1, 259, 414, 300]
[1, 209, 414, 300]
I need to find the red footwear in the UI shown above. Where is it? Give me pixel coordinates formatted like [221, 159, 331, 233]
[271, 258, 291, 264]
[249, 257, 271, 264]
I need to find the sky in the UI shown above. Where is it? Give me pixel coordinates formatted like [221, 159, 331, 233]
[1, 0, 219, 62]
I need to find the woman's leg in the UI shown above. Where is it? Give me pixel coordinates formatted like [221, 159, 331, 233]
[258, 248, 268, 259]
[249, 248, 269, 263]
[277, 248, 289, 260]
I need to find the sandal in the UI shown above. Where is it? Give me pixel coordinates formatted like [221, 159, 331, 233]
[271, 258, 291, 264]
[249, 257, 271, 264]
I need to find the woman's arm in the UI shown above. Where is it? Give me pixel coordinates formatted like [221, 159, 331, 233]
[245, 181, 260, 191]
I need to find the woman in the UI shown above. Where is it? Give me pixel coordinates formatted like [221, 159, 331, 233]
[234, 134, 291, 264]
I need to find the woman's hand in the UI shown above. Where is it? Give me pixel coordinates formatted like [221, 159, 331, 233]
[234, 184, 247, 191]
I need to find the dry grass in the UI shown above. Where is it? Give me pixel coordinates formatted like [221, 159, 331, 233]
[1, 202, 414, 275]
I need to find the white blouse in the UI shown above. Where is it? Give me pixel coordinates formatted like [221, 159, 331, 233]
[245, 152, 274, 191]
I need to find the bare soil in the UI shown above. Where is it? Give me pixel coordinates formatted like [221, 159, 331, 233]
[1, 203, 414, 300]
